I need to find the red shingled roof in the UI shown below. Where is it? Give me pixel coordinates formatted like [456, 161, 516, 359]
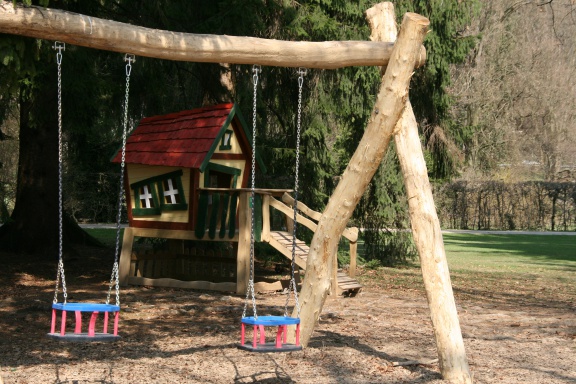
[112, 103, 238, 169]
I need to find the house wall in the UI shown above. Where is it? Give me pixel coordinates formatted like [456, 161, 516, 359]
[127, 164, 191, 223]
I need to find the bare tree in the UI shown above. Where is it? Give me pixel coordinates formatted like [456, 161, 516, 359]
[450, 0, 576, 181]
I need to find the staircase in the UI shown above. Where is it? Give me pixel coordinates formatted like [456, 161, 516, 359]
[266, 230, 363, 296]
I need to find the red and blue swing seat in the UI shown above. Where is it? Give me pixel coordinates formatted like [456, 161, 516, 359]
[238, 315, 301, 352]
[48, 302, 120, 342]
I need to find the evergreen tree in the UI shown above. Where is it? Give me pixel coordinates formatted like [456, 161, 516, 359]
[352, 0, 479, 266]
[395, 0, 480, 179]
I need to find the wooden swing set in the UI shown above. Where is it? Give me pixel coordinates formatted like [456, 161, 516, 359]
[0, 1, 473, 382]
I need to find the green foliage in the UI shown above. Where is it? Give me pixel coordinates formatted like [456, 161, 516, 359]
[394, 0, 481, 179]
[1, 1, 478, 264]
[356, 146, 417, 266]
[363, 259, 382, 270]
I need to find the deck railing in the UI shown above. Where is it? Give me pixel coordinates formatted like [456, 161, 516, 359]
[191, 188, 359, 293]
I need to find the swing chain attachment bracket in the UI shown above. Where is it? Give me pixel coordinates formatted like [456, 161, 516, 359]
[296, 67, 307, 87]
[252, 65, 262, 86]
[124, 54, 136, 76]
[53, 41, 65, 65]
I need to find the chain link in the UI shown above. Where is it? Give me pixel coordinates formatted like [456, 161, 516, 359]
[243, 65, 261, 319]
[107, 54, 135, 306]
[53, 42, 67, 305]
[285, 67, 306, 317]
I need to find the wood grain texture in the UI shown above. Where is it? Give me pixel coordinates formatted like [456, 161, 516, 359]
[369, 4, 473, 383]
[294, 9, 430, 348]
[0, 1, 425, 69]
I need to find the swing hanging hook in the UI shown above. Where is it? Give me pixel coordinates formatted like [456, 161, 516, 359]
[124, 54, 135, 76]
[252, 64, 261, 84]
[297, 67, 307, 87]
[53, 41, 65, 65]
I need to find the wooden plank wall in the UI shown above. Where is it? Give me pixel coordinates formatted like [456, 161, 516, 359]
[129, 246, 237, 283]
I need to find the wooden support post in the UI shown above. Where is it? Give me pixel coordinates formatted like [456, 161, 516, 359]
[261, 194, 271, 242]
[293, 10, 430, 347]
[348, 241, 358, 278]
[331, 240, 339, 296]
[237, 192, 251, 294]
[367, 3, 473, 383]
[118, 227, 134, 286]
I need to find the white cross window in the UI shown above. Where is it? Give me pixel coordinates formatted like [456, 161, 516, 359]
[139, 185, 155, 208]
[163, 178, 180, 204]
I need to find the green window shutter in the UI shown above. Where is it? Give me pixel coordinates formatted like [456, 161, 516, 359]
[158, 170, 188, 211]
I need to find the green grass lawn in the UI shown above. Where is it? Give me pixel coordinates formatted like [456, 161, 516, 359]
[85, 228, 575, 302]
[355, 233, 575, 303]
[85, 228, 124, 247]
[443, 233, 575, 273]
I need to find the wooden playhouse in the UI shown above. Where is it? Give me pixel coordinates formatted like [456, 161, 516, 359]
[112, 103, 361, 295]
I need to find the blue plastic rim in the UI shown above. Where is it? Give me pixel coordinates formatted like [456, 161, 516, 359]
[241, 315, 300, 326]
[52, 302, 120, 312]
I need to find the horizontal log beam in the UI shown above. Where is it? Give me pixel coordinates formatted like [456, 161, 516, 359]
[0, 1, 426, 69]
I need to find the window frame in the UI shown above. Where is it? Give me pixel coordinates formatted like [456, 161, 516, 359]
[219, 129, 233, 150]
[157, 171, 188, 211]
[130, 170, 188, 216]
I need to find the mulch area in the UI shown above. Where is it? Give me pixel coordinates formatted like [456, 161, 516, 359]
[0, 246, 574, 383]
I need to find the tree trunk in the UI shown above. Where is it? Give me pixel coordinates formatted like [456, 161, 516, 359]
[0, 72, 101, 253]
[0, 80, 60, 253]
[294, 10, 430, 347]
[367, 4, 473, 383]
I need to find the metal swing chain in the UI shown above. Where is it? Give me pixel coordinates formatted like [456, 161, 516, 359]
[107, 53, 135, 306]
[243, 64, 261, 319]
[53, 42, 67, 305]
[285, 68, 306, 317]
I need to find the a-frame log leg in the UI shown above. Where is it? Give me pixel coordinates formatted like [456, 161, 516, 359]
[293, 10, 430, 348]
[367, 3, 473, 383]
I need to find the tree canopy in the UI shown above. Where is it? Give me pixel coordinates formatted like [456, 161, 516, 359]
[0, 0, 481, 260]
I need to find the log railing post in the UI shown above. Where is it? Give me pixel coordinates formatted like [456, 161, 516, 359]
[261, 194, 271, 242]
[118, 227, 134, 286]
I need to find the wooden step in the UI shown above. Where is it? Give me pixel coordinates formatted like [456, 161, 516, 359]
[268, 231, 309, 270]
[336, 271, 362, 295]
[267, 231, 362, 296]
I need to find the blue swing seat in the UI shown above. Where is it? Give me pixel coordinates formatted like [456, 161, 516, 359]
[238, 315, 302, 353]
[47, 302, 121, 342]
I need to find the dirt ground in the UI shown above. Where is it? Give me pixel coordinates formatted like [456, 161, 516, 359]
[0, 246, 574, 384]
